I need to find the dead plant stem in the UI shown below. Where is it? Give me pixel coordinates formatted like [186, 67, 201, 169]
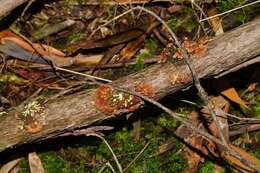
[87, 133, 123, 173]
[123, 142, 150, 172]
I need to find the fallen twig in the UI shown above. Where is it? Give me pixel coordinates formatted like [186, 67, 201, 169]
[123, 142, 150, 172]
[87, 133, 123, 173]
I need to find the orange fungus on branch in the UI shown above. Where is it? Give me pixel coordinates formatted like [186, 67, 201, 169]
[94, 85, 142, 114]
[135, 82, 155, 98]
[174, 38, 208, 59]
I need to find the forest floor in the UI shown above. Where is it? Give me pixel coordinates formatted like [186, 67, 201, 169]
[0, 0, 260, 172]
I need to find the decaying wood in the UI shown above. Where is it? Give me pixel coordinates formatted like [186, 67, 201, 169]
[0, 17, 260, 153]
[0, 0, 28, 19]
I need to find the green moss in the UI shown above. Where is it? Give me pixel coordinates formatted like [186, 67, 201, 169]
[167, 7, 198, 33]
[167, 153, 187, 172]
[217, 0, 246, 12]
[134, 49, 151, 70]
[251, 132, 260, 159]
[134, 38, 161, 71]
[217, 0, 249, 24]
[168, 17, 183, 32]
[64, 0, 84, 4]
[18, 159, 30, 173]
[144, 38, 161, 54]
[158, 116, 179, 129]
[68, 32, 84, 43]
[17, 114, 187, 173]
[199, 161, 215, 173]
[252, 95, 260, 116]
[39, 151, 83, 173]
[252, 151, 260, 161]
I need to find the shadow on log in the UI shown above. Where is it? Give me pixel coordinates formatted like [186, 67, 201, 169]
[0, 16, 260, 153]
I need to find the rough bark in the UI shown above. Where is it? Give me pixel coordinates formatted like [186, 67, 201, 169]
[0, 0, 28, 19]
[0, 17, 260, 152]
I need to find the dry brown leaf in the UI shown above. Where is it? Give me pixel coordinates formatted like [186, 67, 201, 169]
[207, 8, 224, 35]
[167, 5, 184, 13]
[68, 29, 143, 52]
[213, 79, 249, 109]
[222, 144, 260, 172]
[221, 87, 249, 109]
[0, 159, 21, 173]
[28, 152, 45, 173]
[247, 83, 257, 92]
[119, 35, 146, 62]
[73, 54, 103, 65]
[158, 140, 175, 155]
[0, 32, 65, 57]
[181, 136, 206, 173]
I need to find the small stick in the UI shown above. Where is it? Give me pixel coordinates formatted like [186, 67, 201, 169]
[123, 142, 150, 172]
[55, 66, 112, 83]
[20, 0, 36, 18]
[87, 133, 123, 173]
[31, 19, 76, 41]
[134, 5, 229, 148]
[99, 162, 116, 173]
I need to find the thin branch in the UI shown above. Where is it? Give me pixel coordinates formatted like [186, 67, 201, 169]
[99, 162, 117, 173]
[133, 5, 229, 149]
[200, 0, 260, 22]
[87, 133, 123, 173]
[55, 67, 112, 83]
[0, 0, 28, 19]
[20, 0, 35, 18]
[123, 142, 150, 172]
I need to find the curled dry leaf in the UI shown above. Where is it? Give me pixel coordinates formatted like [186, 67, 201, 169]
[181, 136, 207, 173]
[0, 31, 65, 57]
[222, 144, 260, 172]
[28, 152, 45, 173]
[221, 87, 249, 109]
[0, 158, 21, 173]
[212, 78, 249, 109]
[207, 7, 224, 36]
[247, 83, 257, 92]
[94, 85, 143, 114]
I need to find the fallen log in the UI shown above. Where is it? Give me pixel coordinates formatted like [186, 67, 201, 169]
[0, 17, 260, 153]
[0, 0, 28, 19]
